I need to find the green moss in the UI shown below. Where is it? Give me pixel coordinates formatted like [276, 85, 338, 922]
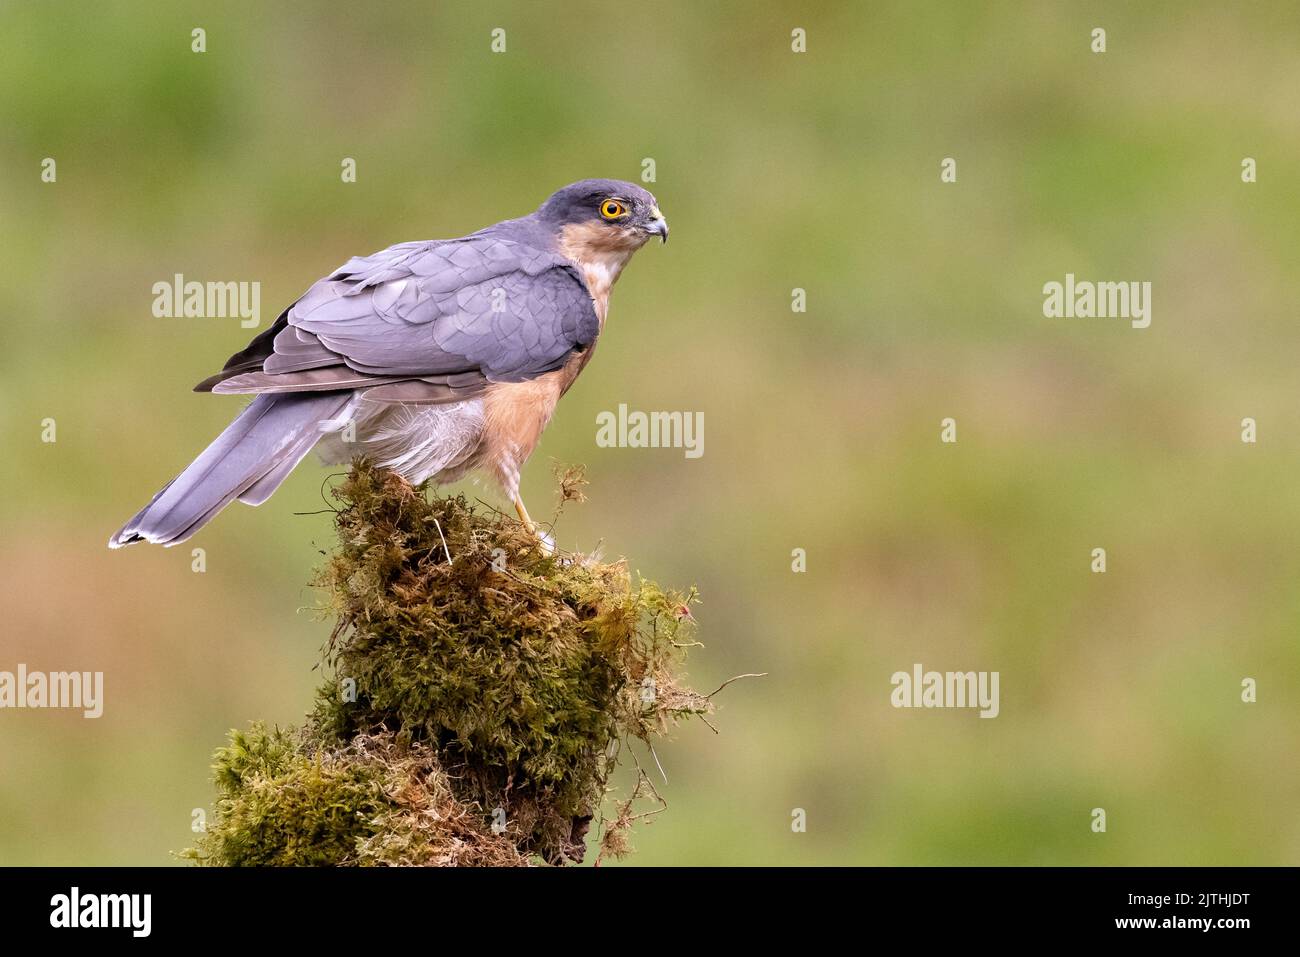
[185, 723, 530, 866]
[188, 723, 387, 867]
[186, 460, 711, 866]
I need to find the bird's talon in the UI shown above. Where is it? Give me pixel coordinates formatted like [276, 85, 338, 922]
[514, 496, 555, 556]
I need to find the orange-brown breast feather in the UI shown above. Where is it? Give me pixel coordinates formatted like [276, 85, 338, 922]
[482, 221, 648, 488]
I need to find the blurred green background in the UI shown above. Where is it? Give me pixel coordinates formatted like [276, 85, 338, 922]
[2, 0, 1299, 865]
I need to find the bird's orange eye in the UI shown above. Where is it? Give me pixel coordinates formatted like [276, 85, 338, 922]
[600, 199, 627, 220]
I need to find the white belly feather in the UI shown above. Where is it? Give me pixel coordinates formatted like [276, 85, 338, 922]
[315, 396, 486, 485]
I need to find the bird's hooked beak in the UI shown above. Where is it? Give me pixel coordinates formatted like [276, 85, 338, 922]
[644, 206, 669, 243]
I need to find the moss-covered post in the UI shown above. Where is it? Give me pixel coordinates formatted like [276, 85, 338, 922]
[184, 461, 711, 866]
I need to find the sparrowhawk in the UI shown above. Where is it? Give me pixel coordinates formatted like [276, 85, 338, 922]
[109, 178, 667, 550]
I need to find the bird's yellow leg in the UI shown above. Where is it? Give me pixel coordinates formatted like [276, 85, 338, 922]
[513, 496, 536, 534]
[513, 496, 554, 555]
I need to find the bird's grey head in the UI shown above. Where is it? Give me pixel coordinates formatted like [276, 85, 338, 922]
[537, 178, 668, 247]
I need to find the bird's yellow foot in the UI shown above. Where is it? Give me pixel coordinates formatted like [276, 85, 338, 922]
[513, 496, 555, 556]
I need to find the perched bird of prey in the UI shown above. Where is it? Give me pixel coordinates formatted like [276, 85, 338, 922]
[109, 178, 667, 550]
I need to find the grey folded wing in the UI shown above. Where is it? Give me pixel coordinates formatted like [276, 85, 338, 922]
[196, 235, 599, 404]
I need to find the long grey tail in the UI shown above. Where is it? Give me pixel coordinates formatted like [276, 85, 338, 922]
[109, 391, 353, 548]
